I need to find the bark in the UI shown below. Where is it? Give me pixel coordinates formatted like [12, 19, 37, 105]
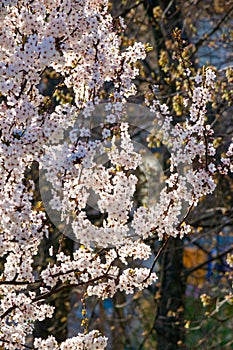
[154, 238, 186, 350]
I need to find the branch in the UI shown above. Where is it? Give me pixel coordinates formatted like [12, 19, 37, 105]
[0, 279, 42, 286]
[0, 271, 116, 321]
[143, 203, 194, 283]
[0, 338, 34, 349]
[115, 0, 144, 18]
[142, 235, 171, 284]
[184, 246, 233, 276]
[190, 4, 233, 59]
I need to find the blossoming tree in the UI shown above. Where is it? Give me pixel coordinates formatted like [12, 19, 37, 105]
[0, 1, 232, 349]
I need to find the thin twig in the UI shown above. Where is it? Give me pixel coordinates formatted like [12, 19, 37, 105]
[185, 246, 233, 276]
[190, 4, 233, 59]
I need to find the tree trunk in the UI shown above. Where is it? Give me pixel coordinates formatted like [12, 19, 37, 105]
[154, 238, 186, 350]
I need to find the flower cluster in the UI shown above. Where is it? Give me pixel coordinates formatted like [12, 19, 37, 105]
[0, 1, 151, 348]
[34, 330, 108, 350]
[40, 244, 157, 299]
[219, 141, 233, 174]
[140, 69, 218, 240]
